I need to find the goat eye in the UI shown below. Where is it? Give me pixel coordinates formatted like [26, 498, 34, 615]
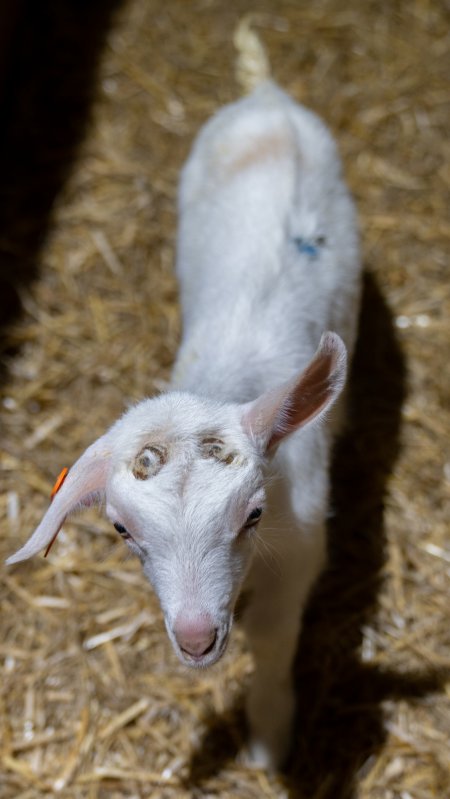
[244, 507, 263, 528]
[114, 522, 130, 539]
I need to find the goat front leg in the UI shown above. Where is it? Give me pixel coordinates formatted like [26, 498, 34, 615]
[241, 520, 326, 771]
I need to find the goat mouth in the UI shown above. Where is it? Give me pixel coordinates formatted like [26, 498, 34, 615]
[178, 632, 229, 668]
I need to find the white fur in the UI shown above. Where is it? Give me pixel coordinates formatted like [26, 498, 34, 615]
[7, 82, 361, 770]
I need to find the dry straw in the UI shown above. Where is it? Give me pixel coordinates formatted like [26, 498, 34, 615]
[1, 1, 449, 797]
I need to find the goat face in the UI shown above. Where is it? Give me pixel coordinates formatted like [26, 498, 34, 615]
[105, 393, 266, 667]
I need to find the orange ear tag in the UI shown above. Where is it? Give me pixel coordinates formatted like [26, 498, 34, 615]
[44, 467, 69, 558]
[50, 467, 69, 501]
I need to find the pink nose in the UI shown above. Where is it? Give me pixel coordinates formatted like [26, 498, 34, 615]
[173, 612, 217, 658]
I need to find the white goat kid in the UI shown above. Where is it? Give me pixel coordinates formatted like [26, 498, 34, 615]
[7, 82, 361, 770]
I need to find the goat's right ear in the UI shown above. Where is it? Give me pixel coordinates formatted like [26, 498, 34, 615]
[6, 433, 112, 565]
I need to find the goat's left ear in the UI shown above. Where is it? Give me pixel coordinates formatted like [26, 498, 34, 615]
[241, 332, 347, 454]
[6, 433, 113, 565]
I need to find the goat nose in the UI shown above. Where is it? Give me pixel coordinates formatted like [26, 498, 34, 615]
[173, 612, 217, 658]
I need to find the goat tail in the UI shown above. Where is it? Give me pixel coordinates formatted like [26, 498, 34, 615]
[233, 15, 271, 94]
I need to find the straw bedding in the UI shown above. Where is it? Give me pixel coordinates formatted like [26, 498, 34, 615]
[0, 1, 448, 797]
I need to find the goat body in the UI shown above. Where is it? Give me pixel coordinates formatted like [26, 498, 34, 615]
[7, 82, 361, 769]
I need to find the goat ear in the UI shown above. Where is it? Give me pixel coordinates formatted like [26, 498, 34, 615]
[6, 433, 112, 565]
[242, 332, 347, 453]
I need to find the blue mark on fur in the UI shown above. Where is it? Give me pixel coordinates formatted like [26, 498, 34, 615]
[293, 236, 326, 259]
